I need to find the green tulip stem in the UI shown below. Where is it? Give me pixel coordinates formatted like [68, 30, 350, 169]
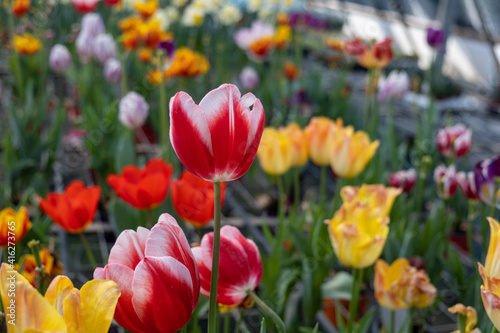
[347, 268, 364, 331]
[458, 314, 467, 333]
[409, 307, 414, 333]
[208, 182, 222, 333]
[247, 289, 286, 333]
[467, 200, 478, 263]
[293, 167, 301, 219]
[364, 69, 375, 132]
[79, 233, 97, 269]
[390, 310, 395, 333]
[491, 327, 498, 333]
[320, 166, 328, 212]
[159, 51, 170, 163]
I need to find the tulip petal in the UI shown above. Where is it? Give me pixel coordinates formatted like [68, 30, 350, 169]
[94, 263, 145, 333]
[170, 91, 215, 180]
[108, 227, 150, 270]
[80, 279, 121, 333]
[145, 214, 199, 304]
[132, 256, 195, 333]
[45, 276, 75, 315]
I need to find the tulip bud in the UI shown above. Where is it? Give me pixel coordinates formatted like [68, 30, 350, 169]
[240, 66, 259, 90]
[92, 34, 117, 64]
[426, 27, 446, 49]
[103, 58, 122, 85]
[387, 169, 416, 193]
[377, 70, 411, 102]
[434, 165, 458, 199]
[119, 91, 149, 130]
[49, 44, 72, 73]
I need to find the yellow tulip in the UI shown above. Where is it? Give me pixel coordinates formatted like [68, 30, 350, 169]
[134, 0, 158, 19]
[479, 217, 500, 330]
[328, 201, 389, 269]
[13, 34, 41, 55]
[448, 303, 480, 333]
[257, 127, 294, 175]
[305, 117, 343, 166]
[341, 184, 402, 218]
[396, 266, 436, 308]
[330, 127, 379, 178]
[374, 259, 410, 310]
[280, 123, 308, 167]
[0, 263, 120, 333]
[18, 248, 64, 286]
[0, 206, 32, 247]
[274, 24, 291, 49]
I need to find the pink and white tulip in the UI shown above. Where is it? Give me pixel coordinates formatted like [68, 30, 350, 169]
[193, 225, 263, 306]
[49, 44, 71, 73]
[92, 34, 117, 64]
[104, 58, 122, 85]
[436, 124, 472, 158]
[119, 91, 149, 130]
[434, 165, 458, 199]
[387, 168, 417, 193]
[240, 66, 259, 91]
[94, 214, 199, 333]
[169, 83, 265, 182]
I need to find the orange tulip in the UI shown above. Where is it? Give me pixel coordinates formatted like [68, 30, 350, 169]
[165, 47, 209, 78]
[171, 171, 226, 227]
[283, 61, 300, 81]
[134, 0, 158, 19]
[374, 259, 410, 310]
[18, 248, 64, 286]
[39, 181, 100, 233]
[13, 34, 41, 55]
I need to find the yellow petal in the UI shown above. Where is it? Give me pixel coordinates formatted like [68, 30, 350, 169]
[45, 276, 75, 315]
[80, 279, 121, 333]
[0, 263, 67, 333]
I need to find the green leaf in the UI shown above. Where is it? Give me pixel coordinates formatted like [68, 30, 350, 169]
[260, 318, 266, 333]
[108, 199, 141, 236]
[114, 130, 136, 172]
[353, 307, 375, 333]
[321, 271, 353, 300]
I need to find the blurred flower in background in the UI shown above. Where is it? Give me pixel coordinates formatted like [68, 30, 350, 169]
[305, 117, 343, 167]
[92, 34, 118, 64]
[49, 44, 72, 74]
[72, 0, 100, 13]
[283, 61, 300, 81]
[39, 181, 101, 233]
[171, 171, 226, 228]
[17, 248, 64, 286]
[474, 156, 500, 208]
[107, 159, 173, 210]
[134, 0, 158, 19]
[257, 127, 294, 175]
[12, 0, 30, 17]
[329, 127, 379, 179]
[165, 47, 209, 78]
[427, 27, 446, 50]
[375, 258, 410, 310]
[119, 91, 149, 130]
[281, 123, 309, 168]
[235, 21, 276, 61]
[13, 34, 41, 55]
[387, 169, 417, 193]
[457, 171, 479, 201]
[218, 4, 242, 26]
[436, 124, 472, 158]
[344, 37, 393, 69]
[104, 58, 122, 85]
[377, 71, 411, 102]
[0, 207, 31, 247]
[240, 66, 259, 90]
[448, 304, 480, 333]
[434, 164, 458, 199]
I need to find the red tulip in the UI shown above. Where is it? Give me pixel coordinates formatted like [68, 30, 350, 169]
[39, 181, 100, 233]
[104, 0, 120, 5]
[72, 0, 99, 13]
[94, 214, 199, 333]
[107, 158, 173, 210]
[193, 226, 262, 306]
[387, 169, 417, 193]
[171, 171, 227, 227]
[169, 84, 265, 182]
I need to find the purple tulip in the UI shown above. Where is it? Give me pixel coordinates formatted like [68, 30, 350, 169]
[157, 40, 176, 57]
[76, 31, 94, 64]
[104, 58, 122, 85]
[426, 27, 446, 49]
[49, 44, 72, 73]
[80, 13, 105, 38]
[474, 156, 500, 208]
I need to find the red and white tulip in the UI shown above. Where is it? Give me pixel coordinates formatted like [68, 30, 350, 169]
[193, 225, 263, 306]
[436, 124, 472, 158]
[434, 165, 458, 199]
[457, 171, 479, 201]
[169, 83, 265, 182]
[94, 214, 199, 333]
[387, 169, 417, 193]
